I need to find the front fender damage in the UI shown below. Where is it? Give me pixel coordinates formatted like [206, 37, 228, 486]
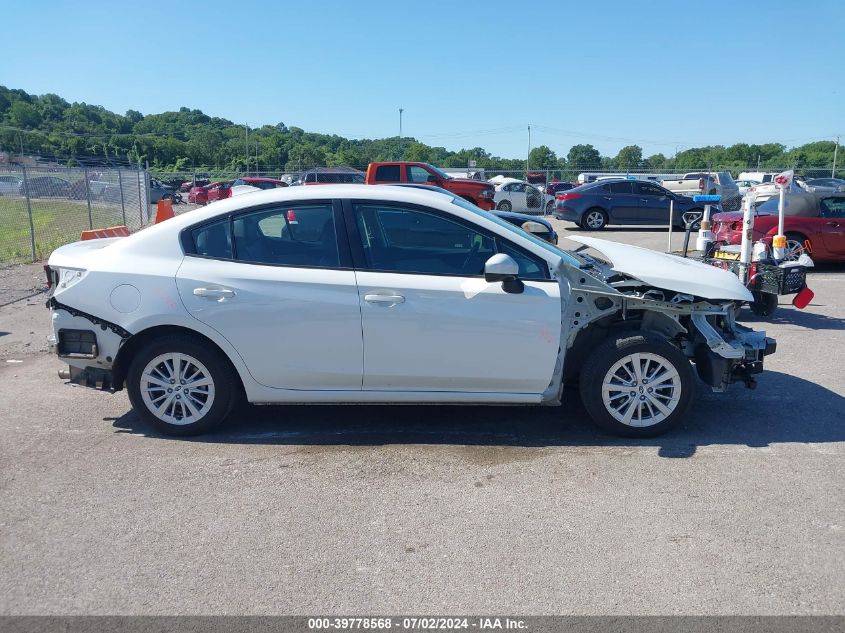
[540, 259, 775, 403]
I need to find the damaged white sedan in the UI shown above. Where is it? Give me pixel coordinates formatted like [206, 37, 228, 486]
[46, 185, 775, 437]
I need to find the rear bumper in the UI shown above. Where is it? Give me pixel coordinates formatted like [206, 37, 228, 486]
[48, 298, 127, 387]
[553, 206, 581, 223]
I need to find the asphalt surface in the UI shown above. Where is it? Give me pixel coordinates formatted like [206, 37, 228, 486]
[0, 221, 843, 615]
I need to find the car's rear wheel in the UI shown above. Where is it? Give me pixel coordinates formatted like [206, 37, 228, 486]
[581, 208, 608, 230]
[497, 200, 512, 211]
[127, 335, 237, 436]
[579, 333, 694, 437]
[545, 200, 553, 214]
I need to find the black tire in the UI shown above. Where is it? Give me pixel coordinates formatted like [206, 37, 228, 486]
[749, 292, 778, 317]
[580, 208, 608, 230]
[126, 334, 237, 436]
[579, 332, 694, 438]
[545, 200, 554, 214]
[497, 200, 512, 211]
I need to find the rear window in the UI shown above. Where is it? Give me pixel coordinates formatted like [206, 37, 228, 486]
[191, 219, 233, 259]
[374, 165, 400, 181]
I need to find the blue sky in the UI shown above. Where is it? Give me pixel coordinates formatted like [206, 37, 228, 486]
[2, 0, 842, 159]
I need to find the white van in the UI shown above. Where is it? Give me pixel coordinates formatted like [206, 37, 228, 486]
[738, 171, 779, 184]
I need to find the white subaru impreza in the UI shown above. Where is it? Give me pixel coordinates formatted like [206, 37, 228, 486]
[46, 185, 775, 437]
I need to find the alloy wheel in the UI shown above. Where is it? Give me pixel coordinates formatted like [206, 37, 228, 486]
[585, 211, 605, 229]
[601, 352, 682, 427]
[139, 352, 216, 425]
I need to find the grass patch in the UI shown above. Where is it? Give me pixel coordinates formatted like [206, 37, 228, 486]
[0, 196, 130, 262]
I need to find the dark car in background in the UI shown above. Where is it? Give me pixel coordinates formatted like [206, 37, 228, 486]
[302, 166, 365, 184]
[19, 175, 72, 198]
[554, 179, 710, 230]
[544, 181, 577, 196]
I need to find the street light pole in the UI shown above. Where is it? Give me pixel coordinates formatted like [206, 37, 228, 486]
[833, 135, 840, 178]
[398, 108, 404, 160]
[245, 124, 249, 175]
[526, 124, 531, 173]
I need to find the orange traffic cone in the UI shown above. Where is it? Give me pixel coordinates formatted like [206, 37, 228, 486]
[154, 199, 175, 224]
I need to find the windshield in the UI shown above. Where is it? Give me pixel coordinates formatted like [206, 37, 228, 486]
[424, 164, 452, 180]
[448, 195, 582, 267]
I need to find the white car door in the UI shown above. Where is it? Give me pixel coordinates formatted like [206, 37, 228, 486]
[349, 201, 561, 394]
[509, 183, 529, 211]
[176, 202, 363, 391]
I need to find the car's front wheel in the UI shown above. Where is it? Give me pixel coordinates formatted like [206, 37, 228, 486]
[497, 200, 512, 211]
[127, 335, 237, 436]
[579, 333, 694, 437]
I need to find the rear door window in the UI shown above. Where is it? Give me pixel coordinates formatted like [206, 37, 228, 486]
[374, 165, 401, 181]
[608, 181, 633, 194]
[232, 204, 339, 267]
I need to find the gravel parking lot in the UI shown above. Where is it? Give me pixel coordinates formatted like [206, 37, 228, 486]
[0, 221, 842, 615]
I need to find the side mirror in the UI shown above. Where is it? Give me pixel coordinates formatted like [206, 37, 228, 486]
[484, 254, 524, 294]
[425, 179, 439, 187]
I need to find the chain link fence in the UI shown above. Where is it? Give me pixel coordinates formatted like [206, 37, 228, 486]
[0, 162, 150, 263]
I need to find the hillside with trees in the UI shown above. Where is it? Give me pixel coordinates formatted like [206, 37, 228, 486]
[0, 86, 839, 176]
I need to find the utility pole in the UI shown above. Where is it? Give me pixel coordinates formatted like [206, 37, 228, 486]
[833, 135, 840, 178]
[245, 124, 249, 175]
[256, 140, 260, 175]
[398, 108, 404, 160]
[526, 124, 531, 173]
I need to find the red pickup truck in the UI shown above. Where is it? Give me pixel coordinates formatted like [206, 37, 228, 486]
[365, 162, 495, 210]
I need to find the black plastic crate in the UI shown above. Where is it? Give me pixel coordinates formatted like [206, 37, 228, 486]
[751, 264, 806, 295]
[704, 259, 806, 296]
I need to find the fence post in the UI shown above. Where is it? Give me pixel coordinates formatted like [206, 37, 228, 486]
[117, 169, 127, 226]
[144, 162, 151, 223]
[21, 165, 36, 262]
[84, 167, 93, 229]
[137, 169, 144, 225]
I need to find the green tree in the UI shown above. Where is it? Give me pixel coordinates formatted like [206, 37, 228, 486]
[9, 100, 42, 128]
[613, 145, 642, 171]
[528, 145, 558, 170]
[566, 144, 602, 169]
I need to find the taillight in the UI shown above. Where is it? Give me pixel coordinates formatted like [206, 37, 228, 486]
[698, 178, 705, 192]
[730, 222, 740, 231]
[556, 193, 581, 201]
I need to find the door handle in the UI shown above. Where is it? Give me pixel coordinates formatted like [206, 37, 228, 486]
[193, 287, 235, 299]
[826, 221, 840, 227]
[364, 294, 405, 305]
[640, 199, 649, 203]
